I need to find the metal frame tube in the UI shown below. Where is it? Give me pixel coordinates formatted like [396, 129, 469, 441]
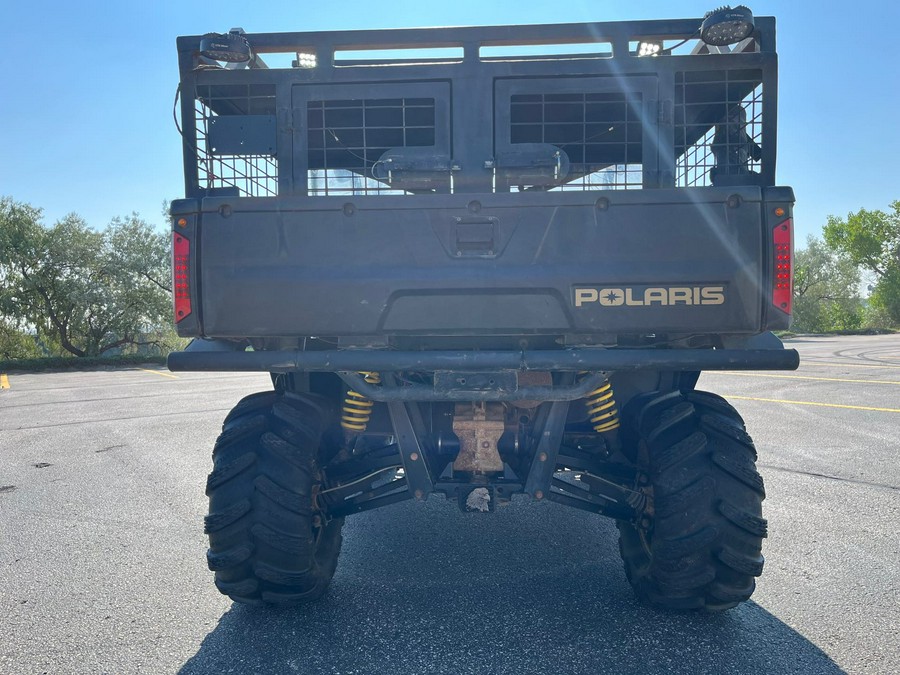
[168, 347, 800, 373]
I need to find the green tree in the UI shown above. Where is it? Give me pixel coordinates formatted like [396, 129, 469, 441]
[0, 319, 42, 360]
[823, 201, 900, 324]
[0, 197, 174, 357]
[792, 235, 862, 332]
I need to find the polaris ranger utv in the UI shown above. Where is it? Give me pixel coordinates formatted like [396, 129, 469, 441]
[169, 6, 798, 611]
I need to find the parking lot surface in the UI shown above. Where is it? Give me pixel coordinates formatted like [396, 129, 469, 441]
[1, 334, 898, 674]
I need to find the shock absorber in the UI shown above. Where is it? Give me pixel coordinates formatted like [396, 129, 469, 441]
[341, 372, 381, 435]
[584, 378, 620, 433]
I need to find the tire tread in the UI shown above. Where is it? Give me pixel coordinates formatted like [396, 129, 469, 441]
[617, 389, 766, 612]
[205, 391, 343, 606]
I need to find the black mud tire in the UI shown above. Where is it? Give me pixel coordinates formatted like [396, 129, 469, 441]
[204, 390, 344, 606]
[617, 389, 767, 611]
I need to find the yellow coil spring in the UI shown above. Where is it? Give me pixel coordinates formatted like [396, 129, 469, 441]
[341, 372, 381, 433]
[584, 379, 620, 433]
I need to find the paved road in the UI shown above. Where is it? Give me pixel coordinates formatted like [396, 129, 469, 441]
[1, 335, 898, 674]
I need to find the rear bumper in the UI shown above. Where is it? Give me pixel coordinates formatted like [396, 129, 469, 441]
[168, 346, 800, 373]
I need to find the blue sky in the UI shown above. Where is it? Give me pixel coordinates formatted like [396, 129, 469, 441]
[2, 1, 898, 243]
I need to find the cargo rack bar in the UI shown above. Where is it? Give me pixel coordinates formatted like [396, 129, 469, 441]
[177, 18, 776, 65]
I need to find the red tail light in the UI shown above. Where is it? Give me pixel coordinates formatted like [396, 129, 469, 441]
[773, 218, 792, 314]
[173, 233, 192, 322]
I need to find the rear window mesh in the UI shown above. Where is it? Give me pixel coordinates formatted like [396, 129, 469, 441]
[193, 84, 278, 197]
[675, 69, 763, 187]
[306, 98, 436, 195]
[509, 92, 643, 191]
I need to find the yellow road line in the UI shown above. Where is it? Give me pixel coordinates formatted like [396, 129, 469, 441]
[727, 395, 900, 414]
[710, 371, 900, 386]
[138, 368, 179, 380]
[0, 374, 9, 389]
[802, 360, 900, 370]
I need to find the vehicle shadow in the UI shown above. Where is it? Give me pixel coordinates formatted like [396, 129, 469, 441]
[179, 498, 844, 675]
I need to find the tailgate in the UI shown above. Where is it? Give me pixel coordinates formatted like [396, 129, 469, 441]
[188, 186, 774, 338]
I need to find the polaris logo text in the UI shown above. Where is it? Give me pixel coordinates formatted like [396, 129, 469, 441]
[574, 286, 726, 308]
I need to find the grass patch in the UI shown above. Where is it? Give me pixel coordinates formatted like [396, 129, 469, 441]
[0, 354, 168, 373]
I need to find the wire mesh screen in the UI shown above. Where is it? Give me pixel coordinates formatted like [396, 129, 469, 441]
[194, 84, 278, 197]
[508, 92, 644, 191]
[306, 98, 436, 195]
[675, 70, 763, 187]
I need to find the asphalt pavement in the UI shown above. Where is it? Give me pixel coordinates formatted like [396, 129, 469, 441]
[1, 334, 898, 674]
